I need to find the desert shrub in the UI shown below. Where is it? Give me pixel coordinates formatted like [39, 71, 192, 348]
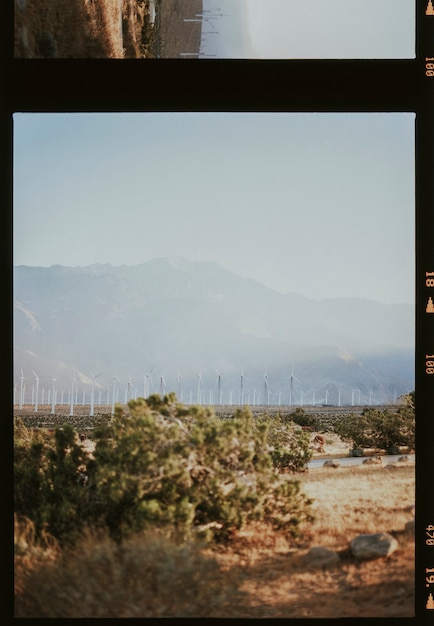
[333, 405, 415, 455]
[15, 530, 246, 618]
[15, 396, 314, 546]
[14, 422, 92, 544]
[85, 395, 313, 543]
[254, 412, 312, 472]
[283, 407, 321, 431]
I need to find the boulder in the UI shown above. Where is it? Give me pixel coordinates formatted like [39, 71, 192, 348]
[405, 519, 415, 535]
[301, 546, 340, 569]
[323, 459, 340, 468]
[362, 456, 383, 466]
[350, 532, 398, 560]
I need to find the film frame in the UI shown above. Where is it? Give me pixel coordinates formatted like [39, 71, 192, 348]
[2, 1, 434, 623]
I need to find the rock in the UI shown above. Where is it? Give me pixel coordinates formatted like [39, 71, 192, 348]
[350, 532, 398, 560]
[397, 455, 410, 464]
[362, 456, 383, 465]
[302, 546, 340, 569]
[323, 459, 340, 468]
[405, 519, 415, 535]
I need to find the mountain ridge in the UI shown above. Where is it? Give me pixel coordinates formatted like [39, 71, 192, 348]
[13, 258, 414, 406]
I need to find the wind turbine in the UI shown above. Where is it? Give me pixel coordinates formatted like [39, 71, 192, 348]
[197, 372, 203, 405]
[215, 369, 223, 405]
[159, 373, 166, 398]
[90, 371, 99, 417]
[240, 367, 245, 406]
[111, 376, 118, 415]
[19, 368, 25, 410]
[288, 367, 302, 407]
[127, 374, 134, 403]
[69, 372, 78, 416]
[143, 367, 154, 398]
[51, 378, 56, 414]
[177, 373, 183, 402]
[263, 372, 269, 406]
[32, 370, 40, 412]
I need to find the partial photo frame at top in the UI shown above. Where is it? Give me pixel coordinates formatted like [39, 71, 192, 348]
[14, 0, 415, 59]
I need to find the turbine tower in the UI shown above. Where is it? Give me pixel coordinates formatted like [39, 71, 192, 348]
[177, 373, 183, 402]
[264, 372, 269, 406]
[288, 367, 302, 407]
[69, 372, 78, 416]
[215, 369, 223, 405]
[32, 370, 40, 413]
[51, 378, 56, 415]
[159, 373, 166, 398]
[111, 376, 118, 416]
[90, 371, 99, 417]
[19, 368, 26, 409]
[197, 372, 203, 404]
[143, 367, 154, 398]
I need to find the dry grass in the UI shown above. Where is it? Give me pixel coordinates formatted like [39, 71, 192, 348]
[204, 463, 415, 618]
[300, 463, 415, 549]
[14, 464, 415, 618]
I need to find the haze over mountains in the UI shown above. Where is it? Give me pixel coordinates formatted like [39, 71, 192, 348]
[13, 258, 414, 406]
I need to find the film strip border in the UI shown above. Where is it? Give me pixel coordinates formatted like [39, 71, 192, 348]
[416, 0, 434, 619]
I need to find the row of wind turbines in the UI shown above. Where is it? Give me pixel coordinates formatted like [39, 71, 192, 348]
[14, 366, 390, 416]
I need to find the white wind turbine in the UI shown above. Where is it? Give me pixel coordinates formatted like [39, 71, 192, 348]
[19, 368, 26, 409]
[159, 373, 166, 398]
[263, 372, 269, 406]
[126, 374, 135, 403]
[289, 367, 302, 407]
[51, 378, 56, 414]
[32, 370, 40, 412]
[215, 369, 223, 405]
[111, 376, 118, 415]
[197, 372, 203, 405]
[69, 372, 78, 416]
[143, 367, 154, 398]
[240, 367, 245, 405]
[177, 373, 183, 402]
[90, 371, 99, 416]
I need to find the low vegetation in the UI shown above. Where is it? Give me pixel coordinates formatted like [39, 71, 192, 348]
[14, 394, 415, 618]
[333, 403, 415, 455]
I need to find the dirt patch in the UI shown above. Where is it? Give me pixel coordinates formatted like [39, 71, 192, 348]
[206, 464, 415, 618]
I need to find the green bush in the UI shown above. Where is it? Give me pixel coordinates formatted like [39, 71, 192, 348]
[14, 421, 91, 544]
[14, 396, 314, 546]
[86, 396, 313, 543]
[333, 404, 415, 455]
[253, 412, 312, 473]
[282, 407, 321, 431]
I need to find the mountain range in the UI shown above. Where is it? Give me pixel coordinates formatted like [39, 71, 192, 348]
[13, 258, 414, 406]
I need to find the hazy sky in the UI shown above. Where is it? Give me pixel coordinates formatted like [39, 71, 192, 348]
[13, 113, 415, 304]
[199, 0, 415, 58]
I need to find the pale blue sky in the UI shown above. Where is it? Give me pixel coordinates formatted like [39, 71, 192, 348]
[198, 0, 415, 58]
[13, 113, 415, 304]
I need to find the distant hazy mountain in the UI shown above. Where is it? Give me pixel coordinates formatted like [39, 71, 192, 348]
[13, 258, 414, 406]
